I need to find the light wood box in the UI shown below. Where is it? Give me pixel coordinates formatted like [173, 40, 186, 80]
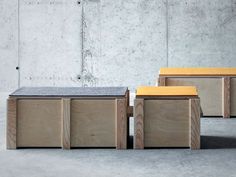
[7, 87, 129, 149]
[158, 68, 236, 118]
[134, 90, 200, 150]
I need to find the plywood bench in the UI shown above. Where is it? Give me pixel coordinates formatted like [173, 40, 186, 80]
[158, 68, 236, 118]
[134, 86, 200, 150]
[7, 87, 129, 149]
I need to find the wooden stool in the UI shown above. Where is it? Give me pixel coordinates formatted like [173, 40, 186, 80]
[134, 86, 200, 150]
[7, 87, 129, 149]
[158, 68, 236, 118]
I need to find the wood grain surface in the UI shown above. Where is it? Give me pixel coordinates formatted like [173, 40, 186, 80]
[115, 99, 127, 149]
[61, 98, 71, 149]
[190, 98, 201, 150]
[134, 99, 144, 149]
[7, 98, 17, 149]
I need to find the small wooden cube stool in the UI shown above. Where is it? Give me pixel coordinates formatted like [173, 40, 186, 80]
[134, 86, 200, 150]
[7, 87, 129, 149]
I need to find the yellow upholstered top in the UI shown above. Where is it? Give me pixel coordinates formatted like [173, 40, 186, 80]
[159, 68, 236, 76]
[136, 86, 198, 96]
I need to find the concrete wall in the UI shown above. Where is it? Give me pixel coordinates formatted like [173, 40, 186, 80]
[0, 0, 236, 92]
[0, 0, 18, 92]
[19, 0, 82, 87]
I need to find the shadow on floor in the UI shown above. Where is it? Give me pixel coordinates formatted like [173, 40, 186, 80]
[130, 135, 236, 149]
[201, 136, 236, 149]
[128, 136, 134, 149]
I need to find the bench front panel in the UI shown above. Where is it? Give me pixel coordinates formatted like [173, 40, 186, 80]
[166, 77, 222, 116]
[144, 99, 190, 147]
[71, 99, 116, 147]
[17, 99, 62, 147]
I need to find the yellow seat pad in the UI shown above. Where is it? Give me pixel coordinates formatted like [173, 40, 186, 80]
[136, 86, 198, 96]
[159, 68, 236, 76]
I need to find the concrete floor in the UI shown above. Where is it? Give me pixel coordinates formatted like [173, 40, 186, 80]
[0, 93, 236, 177]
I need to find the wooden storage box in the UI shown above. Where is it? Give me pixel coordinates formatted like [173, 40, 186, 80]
[134, 86, 200, 150]
[7, 87, 129, 149]
[158, 68, 236, 118]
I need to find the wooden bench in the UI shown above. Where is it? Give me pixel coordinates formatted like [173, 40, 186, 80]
[134, 86, 200, 150]
[158, 68, 236, 118]
[7, 87, 129, 149]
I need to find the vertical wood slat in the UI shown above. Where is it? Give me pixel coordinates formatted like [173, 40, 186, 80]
[115, 98, 127, 149]
[158, 76, 166, 86]
[134, 98, 144, 149]
[189, 98, 200, 150]
[7, 98, 17, 149]
[125, 90, 130, 107]
[61, 98, 71, 149]
[222, 77, 231, 118]
[125, 90, 130, 148]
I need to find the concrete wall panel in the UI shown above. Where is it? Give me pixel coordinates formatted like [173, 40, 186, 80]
[168, 0, 236, 67]
[0, 0, 18, 91]
[83, 0, 167, 90]
[1, 0, 236, 91]
[19, 0, 82, 87]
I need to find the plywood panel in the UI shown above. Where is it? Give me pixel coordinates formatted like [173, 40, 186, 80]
[230, 78, 236, 116]
[166, 78, 222, 116]
[144, 100, 189, 147]
[71, 100, 116, 147]
[17, 99, 61, 147]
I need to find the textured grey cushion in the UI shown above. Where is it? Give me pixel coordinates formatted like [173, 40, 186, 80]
[10, 87, 128, 97]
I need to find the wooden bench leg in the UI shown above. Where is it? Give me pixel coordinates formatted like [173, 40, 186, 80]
[7, 98, 17, 149]
[116, 98, 127, 149]
[134, 98, 144, 149]
[189, 98, 200, 150]
[61, 98, 71, 149]
[222, 77, 231, 118]
[158, 76, 166, 86]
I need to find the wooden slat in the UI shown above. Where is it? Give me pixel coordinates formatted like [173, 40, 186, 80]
[230, 78, 236, 116]
[7, 98, 17, 149]
[127, 106, 133, 117]
[158, 76, 166, 86]
[125, 90, 129, 107]
[189, 98, 200, 150]
[134, 99, 144, 149]
[61, 98, 71, 149]
[115, 99, 127, 149]
[222, 77, 231, 118]
[125, 90, 130, 147]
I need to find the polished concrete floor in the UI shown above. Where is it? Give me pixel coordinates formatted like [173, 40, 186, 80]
[0, 92, 236, 177]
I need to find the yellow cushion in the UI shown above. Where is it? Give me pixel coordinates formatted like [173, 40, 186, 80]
[136, 86, 198, 96]
[159, 68, 236, 76]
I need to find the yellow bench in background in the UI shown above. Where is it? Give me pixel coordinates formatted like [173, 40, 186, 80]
[158, 68, 236, 118]
[134, 86, 200, 150]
